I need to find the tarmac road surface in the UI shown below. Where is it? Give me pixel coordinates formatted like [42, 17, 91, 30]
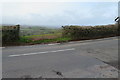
[2, 37, 118, 78]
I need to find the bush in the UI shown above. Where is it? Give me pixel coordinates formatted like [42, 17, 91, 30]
[62, 24, 118, 40]
[2, 25, 20, 43]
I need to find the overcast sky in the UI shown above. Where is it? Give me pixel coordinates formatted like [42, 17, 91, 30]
[2, 2, 118, 27]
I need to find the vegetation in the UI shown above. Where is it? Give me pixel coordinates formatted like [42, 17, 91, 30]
[2, 25, 20, 44]
[20, 27, 61, 36]
[19, 37, 71, 44]
[2, 24, 119, 46]
[62, 24, 118, 40]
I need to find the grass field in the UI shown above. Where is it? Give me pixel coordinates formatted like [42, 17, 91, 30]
[20, 27, 62, 36]
[19, 26, 66, 44]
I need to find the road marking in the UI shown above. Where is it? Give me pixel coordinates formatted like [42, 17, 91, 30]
[48, 43, 60, 45]
[113, 39, 118, 40]
[8, 48, 75, 57]
[0, 47, 5, 49]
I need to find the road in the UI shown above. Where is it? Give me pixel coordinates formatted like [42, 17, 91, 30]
[2, 37, 118, 78]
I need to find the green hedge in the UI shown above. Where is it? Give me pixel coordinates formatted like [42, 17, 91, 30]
[2, 25, 20, 43]
[62, 24, 118, 40]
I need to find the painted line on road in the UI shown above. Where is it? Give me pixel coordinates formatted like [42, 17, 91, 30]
[48, 43, 60, 45]
[113, 39, 118, 40]
[0, 47, 5, 49]
[8, 48, 75, 57]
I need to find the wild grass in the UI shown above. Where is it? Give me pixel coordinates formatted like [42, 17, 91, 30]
[19, 36, 71, 44]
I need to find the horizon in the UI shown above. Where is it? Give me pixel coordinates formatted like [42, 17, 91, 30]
[1, 23, 115, 28]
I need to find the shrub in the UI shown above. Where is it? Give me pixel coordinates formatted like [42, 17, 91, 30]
[62, 24, 118, 40]
[2, 25, 20, 44]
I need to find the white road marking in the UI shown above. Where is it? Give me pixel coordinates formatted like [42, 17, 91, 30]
[113, 39, 118, 40]
[8, 48, 75, 57]
[48, 43, 60, 45]
[0, 47, 5, 49]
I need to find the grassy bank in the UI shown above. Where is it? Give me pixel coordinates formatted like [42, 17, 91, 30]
[19, 36, 71, 44]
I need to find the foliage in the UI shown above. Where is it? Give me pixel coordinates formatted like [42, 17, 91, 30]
[2, 24, 119, 46]
[62, 24, 118, 40]
[2, 25, 20, 43]
[19, 37, 71, 44]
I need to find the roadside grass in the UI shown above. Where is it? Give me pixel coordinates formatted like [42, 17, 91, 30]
[18, 35, 71, 44]
[19, 37, 32, 43]
[32, 37, 71, 44]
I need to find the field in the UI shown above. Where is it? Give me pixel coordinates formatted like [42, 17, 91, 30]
[10, 26, 70, 45]
[20, 27, 61, 36]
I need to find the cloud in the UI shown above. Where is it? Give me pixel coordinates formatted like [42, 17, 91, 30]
[2, 2, 118, 27]
[1, 0, 118, 2]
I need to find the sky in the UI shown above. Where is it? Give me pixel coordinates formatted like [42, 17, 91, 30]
[1, 1, 118, 27]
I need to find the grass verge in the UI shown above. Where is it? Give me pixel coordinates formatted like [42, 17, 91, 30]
[18, 37, 71, 44]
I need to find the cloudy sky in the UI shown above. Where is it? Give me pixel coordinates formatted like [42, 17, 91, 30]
[2, 2, 118, 27]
